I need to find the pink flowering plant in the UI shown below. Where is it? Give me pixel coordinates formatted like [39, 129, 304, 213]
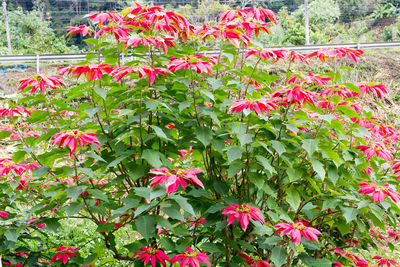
[0, 2, 400, 266]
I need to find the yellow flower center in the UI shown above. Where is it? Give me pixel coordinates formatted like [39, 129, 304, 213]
[253, 256, 262, 261]
[66, 130, 82, 137]
[184, 251, 197, 258]
[235, 204, 251, 213]
[146, 248, 158, 255]
[176, 169, 185, 176]
[2, 160, 14, 168]
[294, 222, 307, 230]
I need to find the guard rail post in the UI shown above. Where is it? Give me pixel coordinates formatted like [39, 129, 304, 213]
[36, 54, 40, 73]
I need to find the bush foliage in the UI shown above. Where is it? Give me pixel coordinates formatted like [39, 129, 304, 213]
[0, 3, 400, 266]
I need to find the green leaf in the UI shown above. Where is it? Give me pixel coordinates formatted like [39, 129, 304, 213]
[200, 90, 215, 102]
[169, 195, 195, 216]
[32, 166, 50, 177]
[93, 87, 107, 100]
[195, 127, 213, 147]
[84, 107, 100, 118]
[200, 242, 222, 253]
[286, 187, 301, 211]
[150, 125, 171, 142]
[256, 155, 276, 175]
[66, 202, 84, 216]
[0, 131, 11, 139]
[327, 165, 339, 185]
[226, 146, 243, 163]
[302, 139, 319, 156]
[207, 77, 222, 91]
[4, 229, 19, 242]
[87, 152, 106, 162]
[248, 172, 265, 189]
[271, 246, 287, 267]
[96, 223, 115, 233]
[311, 259, 332, 267]
[163, 206, 184, 221]
[310, 159, 325, 180]
[238, 134, 252, 146]
[337, 105, 358, 118]
[213, 181, 230, 194]
[142, 150, 162, 168]
[135, 216, 155, 241]
[270, 140, 286, 155]
[88, 189, 109, 203]
[67, 186, 87, 200]
[342, 207, 358, 223]
[286, 168, 301, 182]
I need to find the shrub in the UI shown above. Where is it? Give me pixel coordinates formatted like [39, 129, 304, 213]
[0, 3, 399, 266]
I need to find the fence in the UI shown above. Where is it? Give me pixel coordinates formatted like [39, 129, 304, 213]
[1, 41, 400, 73]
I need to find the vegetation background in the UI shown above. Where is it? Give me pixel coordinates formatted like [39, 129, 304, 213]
[3, 0, 400, 54]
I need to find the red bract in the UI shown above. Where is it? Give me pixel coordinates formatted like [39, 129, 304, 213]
[50, 246, 77, 264]
[126, 5, 190, 36]
[134, 246, 170, 267]
[287, 73, 331, 86]
[0, 107, 31, 117]
[245, 48, 285, 62]
[358, 84, 388, 98]
[121, 36, 176, 53]
[168, 55, 217, 74]
[0, 211, 10, 218]
[272, 86, 319, 106]
[307, 48, 364, 63]
[51, 130, 100, 155]
[373, 256, 398, 267]
[150, 167, 204, 193]
[196, 24, 252, 48]
[18, 74, 65, 94]
[243, 7, 278, 24]
[66, 25, 93, 38]
[86, 11, 121, 25]
[230, 99, 278, 115]
[320, 85, 358, 98]
[0, 159, 30, 176]
[388, 231, 400, 241]
[284, 51, 310, 64]
[96, 22, 132, 41]
[171, 247, 210, 267]
[111, 65, 169, 84]
[219, 7, 277, 25]
[239, 254, 271, 267]
[274, 219, 321, 244]
[358, 180, 400, 203]
[222, 204, 264, 230]
[58, 64, 113, 81]
[356, 144, 393, 161]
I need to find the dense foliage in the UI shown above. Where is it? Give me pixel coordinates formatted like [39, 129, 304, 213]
[0, 8, 78, 55]
[1, 2, 400, 266]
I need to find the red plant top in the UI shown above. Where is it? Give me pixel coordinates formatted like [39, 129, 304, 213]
[18, 74, 65, 94]
[222, 204, 265, 230]
[134, 246, 170, 267]
[168, 55, 218, 74]
[171, 247, 211, 267]
[50, 246, 77, 264]
[58, 64, 114, 81]
[150, 167, 204, 194]
[0, 107, 31, 117]
[51, 130, 100, 155]
[274, 219, 322, 244]
[358, 180, 400, 203]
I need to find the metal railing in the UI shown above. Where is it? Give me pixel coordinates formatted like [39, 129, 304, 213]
[1, 41, 400, 72]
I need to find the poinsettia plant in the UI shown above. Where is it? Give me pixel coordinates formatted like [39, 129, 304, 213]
[0, 2, 399, 266]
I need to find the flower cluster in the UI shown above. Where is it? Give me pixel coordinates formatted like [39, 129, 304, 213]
[222, 204, 264, 230]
